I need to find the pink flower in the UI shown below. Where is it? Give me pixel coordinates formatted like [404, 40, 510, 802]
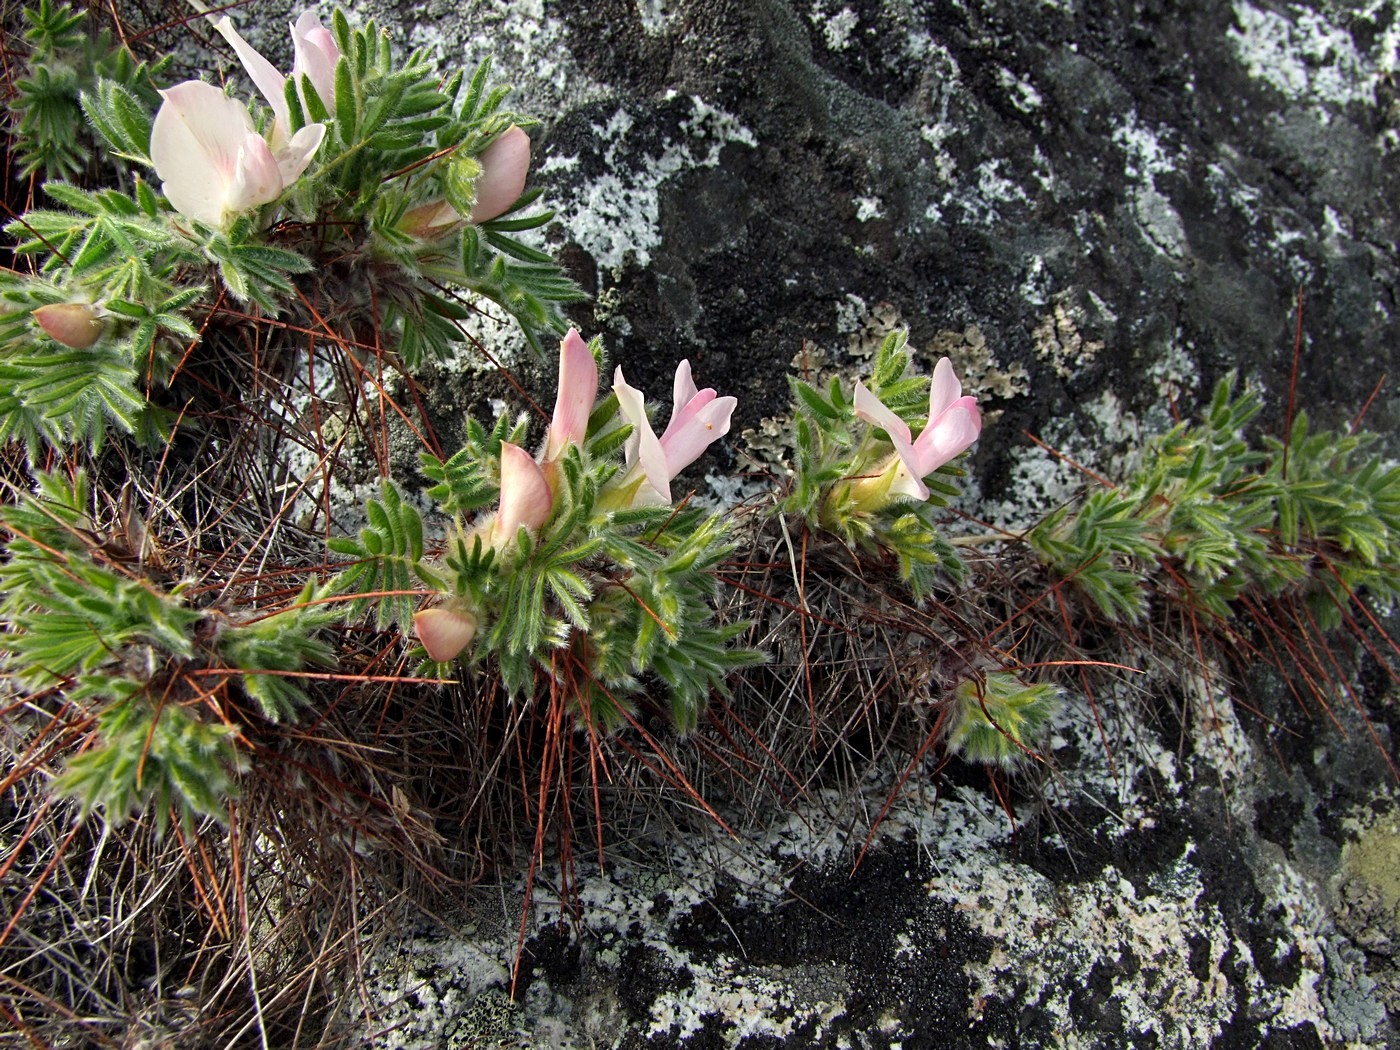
[853, 357, 981, 501]
[491, 442, 553, 547]
[613, 361, 737, 506]
[543, 328, 598, 461]
[470, 126, 531, 222]
[214, 12, 339, 145]
[413, 606, 478, 662]
[289, 11, 339, 112]
[150, 81, 325, 228]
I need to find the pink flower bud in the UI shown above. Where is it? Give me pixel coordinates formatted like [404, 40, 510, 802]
[470, 126, 531, 223]
[400, 199, 462, 240]
[33, 303, 104, 349]
[492, 442, 553, 547]
[543, 328, 598, 461]
[413, 606, 478, 662]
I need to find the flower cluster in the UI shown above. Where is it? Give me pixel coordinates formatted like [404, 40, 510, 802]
[783, 330, 983, 597]
[412, 329, 736, 663]
[149, 11, 530, 231]
[4, 3, 578, 459]
[151, 14, 333, 229]
[850, 356, 981, 505]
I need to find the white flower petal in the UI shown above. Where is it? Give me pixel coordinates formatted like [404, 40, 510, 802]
[151, 81, 258, 226]
[214, 16, 291, 147]
[671, 359, 698, 416]
[613, 366, 671, 505]
[291, 11, 339, 110]
[227, 132, 285, 213]
[275, 122, 326, 184]
[928, 356, 962, 419]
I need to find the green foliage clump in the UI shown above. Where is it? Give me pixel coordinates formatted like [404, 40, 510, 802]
[1029, 377, 1400, 626]
[783, 329, 971, 599]
[333, 391, 763, 733]
[0, 472, 338, 829]
[9, 0, 167, 180]
[947, 672, 1061, 770]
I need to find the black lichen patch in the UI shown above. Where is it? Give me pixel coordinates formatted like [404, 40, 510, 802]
[616, 942, 694, 1024]
[667, 845, 994, 1046]
[513, 921, 582, 998]
[1254, 791, 1305, 849]
[1011, 795, 1193, 888]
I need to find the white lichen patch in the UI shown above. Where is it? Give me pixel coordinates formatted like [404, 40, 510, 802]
[646, 961, 849, 1043]
[918, 123, 959, 185]
[806, 0, 860, 52]
[635, 0, 678, 36]
[404, 0, 606, 120]
[355, 922, 515, 1048]
[1228, 1, 1381, 109]
[996, 66, 1043, 113]
[551, 95, 757, 273]
[1019, 254, 1054, 307]
[1133, 185, 1188, 259]
[940, 159, 1032, 226]
[854, 196, 885, 221]
[1112, 112, 1179, 184]
[965, 856, 1235, 1045]
[1110, 113, 1190, 259]
[1186, 666, 1255, 786]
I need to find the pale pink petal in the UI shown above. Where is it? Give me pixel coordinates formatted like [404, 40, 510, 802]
[274, 122, 326, 184]
[470, 126, 531, 223]
[928, 356, 962, 419]
[152, 81, 258, 226]
[659, 386, 714, 446]
[544, 328, 598, 460]
[413, 607, 477, 662]
[660, 394, 735, 476]
[33, 303, 104, 348]
[226, 133, 285, 213]
[493, 442, 553, 545]
[214, 16, 291, 146]
[853, 380, 914, 446]
[670, 359, 699, 418]
[912, 397, 982, 471]
[853, 381, 928, 500]
[613, 367, 671, 505]
[291, 11, 339, 110]
[885, 461, 930, 501]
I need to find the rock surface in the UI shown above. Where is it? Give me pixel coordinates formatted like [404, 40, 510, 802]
[247, 0, 1400, 1044]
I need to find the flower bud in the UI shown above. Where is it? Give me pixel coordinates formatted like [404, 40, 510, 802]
[400, 199, 462, 240]
[470, 126, 531, 223]
[33, 303, 105, 348]
[413, 606, 478, 662]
